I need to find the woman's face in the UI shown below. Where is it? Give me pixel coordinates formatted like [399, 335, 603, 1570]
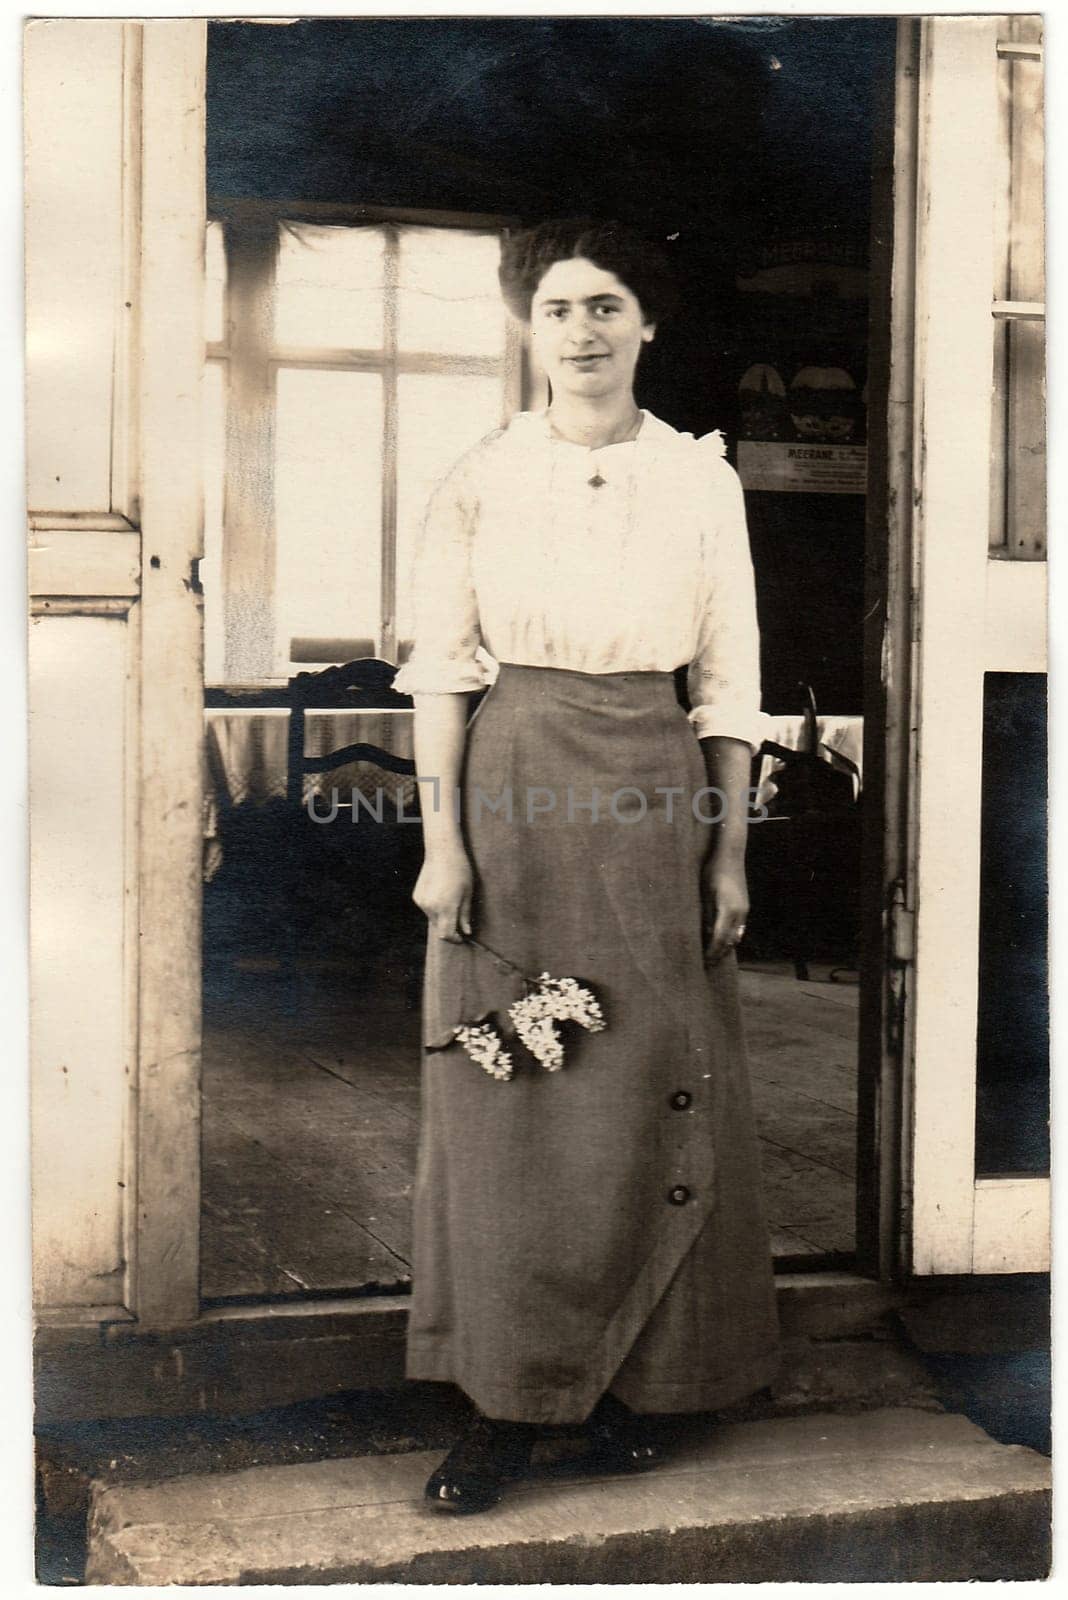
[528, 256, 655, 401]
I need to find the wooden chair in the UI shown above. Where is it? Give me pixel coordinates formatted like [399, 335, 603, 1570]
[285, 658, 416, 808]
[203, 660, 424, 1012]
[281, 659, 422, 1005]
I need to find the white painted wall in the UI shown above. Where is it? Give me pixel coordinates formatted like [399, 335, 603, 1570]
[26, 21, 139, 1313]
[24, 22, 127, 517]
[29, 612, 134, 1307]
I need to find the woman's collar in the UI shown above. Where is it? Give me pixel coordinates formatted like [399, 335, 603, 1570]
[502, 407, 706, 463]
[524, 407, 677, 447]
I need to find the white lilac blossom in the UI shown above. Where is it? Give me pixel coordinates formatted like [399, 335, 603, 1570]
[512, 1010, 565, 1072]
[454, 962, 606, 1080]
[454, 1022, 514, 1082]
[509, 974, 606, 1072]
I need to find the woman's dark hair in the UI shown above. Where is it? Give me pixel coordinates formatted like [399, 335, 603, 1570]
[498, 218, 678, 326]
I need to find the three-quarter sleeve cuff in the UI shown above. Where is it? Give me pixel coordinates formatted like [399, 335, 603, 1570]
[392, 655, 490, 697]
[688, 703, 769, 757]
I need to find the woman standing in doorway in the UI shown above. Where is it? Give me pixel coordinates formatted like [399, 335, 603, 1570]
[392, 219, 779, 1513]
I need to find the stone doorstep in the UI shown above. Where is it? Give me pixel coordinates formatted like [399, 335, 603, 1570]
[86, 1407, 1050, 1586]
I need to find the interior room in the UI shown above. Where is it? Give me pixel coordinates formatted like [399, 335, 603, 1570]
[199, 15, 896, 1303]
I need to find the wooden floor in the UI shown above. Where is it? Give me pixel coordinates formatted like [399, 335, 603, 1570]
[200, 960, 857, 1302]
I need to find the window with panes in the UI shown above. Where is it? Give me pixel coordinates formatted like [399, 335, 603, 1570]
[203, 214, 524, 683]
[989, 15, 1045, 559]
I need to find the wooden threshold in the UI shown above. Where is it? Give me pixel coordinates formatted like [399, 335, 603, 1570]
[33, 1274, 900, 1425]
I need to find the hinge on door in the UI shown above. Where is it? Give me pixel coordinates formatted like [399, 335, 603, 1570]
[889, 879, 915, 963]
[887, 878, 915, 1055]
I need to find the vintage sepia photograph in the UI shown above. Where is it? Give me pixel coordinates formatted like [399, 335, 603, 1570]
[24, 6, 1050, 1584]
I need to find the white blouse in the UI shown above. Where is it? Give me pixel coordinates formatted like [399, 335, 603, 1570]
[393, 408, 767, 754]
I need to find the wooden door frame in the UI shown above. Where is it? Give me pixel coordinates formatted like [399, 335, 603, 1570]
[161, 19, 906, 1320]
[889, 15, 1048, 1276]
[853, 15, 919, 1283]
[130, 18, 208, 1328]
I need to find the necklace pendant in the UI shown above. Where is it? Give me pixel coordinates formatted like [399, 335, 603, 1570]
[588, 471, 607, 488]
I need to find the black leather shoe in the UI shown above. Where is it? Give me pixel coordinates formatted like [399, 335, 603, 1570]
[424, 1416, 537, 1514]
[584, 1392, 663, 1472]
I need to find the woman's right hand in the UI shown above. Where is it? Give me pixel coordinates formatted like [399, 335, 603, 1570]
[413, 845, 473, 943]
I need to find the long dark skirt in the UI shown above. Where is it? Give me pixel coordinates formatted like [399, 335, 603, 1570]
[406, 663, 780, 1424]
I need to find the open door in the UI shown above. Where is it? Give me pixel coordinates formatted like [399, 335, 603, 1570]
[893, 16, 1048, 1275]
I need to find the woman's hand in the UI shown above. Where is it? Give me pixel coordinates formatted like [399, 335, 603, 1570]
[702, 854, 749, 965]
[696, 736, 752, 964]
[413, 845, 473, 943]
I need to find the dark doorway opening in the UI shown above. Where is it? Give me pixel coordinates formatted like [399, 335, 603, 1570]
[199, 15, 897, 1303]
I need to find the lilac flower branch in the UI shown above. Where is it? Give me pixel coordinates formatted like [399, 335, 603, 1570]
[451, 938, 607, 1081]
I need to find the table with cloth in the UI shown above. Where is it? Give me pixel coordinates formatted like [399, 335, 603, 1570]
[202, 707, 416, 882]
